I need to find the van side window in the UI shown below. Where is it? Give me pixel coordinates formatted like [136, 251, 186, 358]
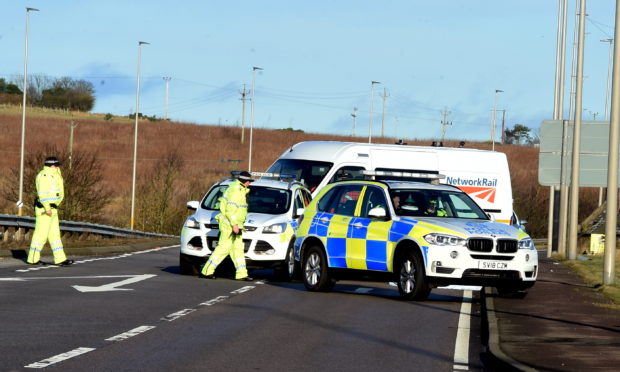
[329, 166, 365, 183]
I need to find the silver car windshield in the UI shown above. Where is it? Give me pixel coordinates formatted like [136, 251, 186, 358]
[389, 188, 489, 219]
[202, 184, 292, 215]
[266, 159, 332, 192]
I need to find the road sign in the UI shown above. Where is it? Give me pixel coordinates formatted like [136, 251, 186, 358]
[538, 119, 617, 187]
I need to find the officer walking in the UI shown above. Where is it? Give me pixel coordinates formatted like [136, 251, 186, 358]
[201, 171, 254, 281]
[27, 156, 74, 266]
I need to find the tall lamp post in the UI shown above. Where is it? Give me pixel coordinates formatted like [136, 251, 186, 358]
[130, 41, 149, 230]
[491, 89, 503, 151]
[368, 81, 380, 143]
[17, 7, 39, 219]
[163, 76, 171, 120]
[248, 66, 262, 172]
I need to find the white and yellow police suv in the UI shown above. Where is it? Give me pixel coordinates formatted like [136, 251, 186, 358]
[293, 171, 537, 300]
[180, 173, 312, 278]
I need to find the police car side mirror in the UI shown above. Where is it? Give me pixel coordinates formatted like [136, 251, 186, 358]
[187, 201, 200, 210]
[368, 207, 387, 219]
[294, 208, 305, 218]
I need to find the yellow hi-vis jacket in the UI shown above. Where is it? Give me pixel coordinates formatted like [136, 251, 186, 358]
[216, 179, 250, 228]
[36, 166, 64, 211]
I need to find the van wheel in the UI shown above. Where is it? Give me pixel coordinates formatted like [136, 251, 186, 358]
[302, 245, 335, 292]
[397, 250, 430, 300]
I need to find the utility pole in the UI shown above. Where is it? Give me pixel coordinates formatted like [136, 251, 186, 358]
[351, 107, 358, 136]
[239, 85, 248, 143]
[381, 88, 389, 138]
[68, 120, 78, 169]
[500, 110, 506, 143]
[440, 107, 452, 142]
[163, 77, 171, 120]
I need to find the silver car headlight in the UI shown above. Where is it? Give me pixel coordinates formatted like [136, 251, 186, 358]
[263, 223, 287, 234]
[519, 238, 534, 250]
[424, 233, 466, 247]
[185, 217, 200, 229]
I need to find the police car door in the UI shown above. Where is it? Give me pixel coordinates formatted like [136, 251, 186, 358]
[350, 185, 392, 271]
[322, 184, 363, 268]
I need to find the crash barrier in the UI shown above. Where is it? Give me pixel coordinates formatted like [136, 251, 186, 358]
[0, 214, 177, 242]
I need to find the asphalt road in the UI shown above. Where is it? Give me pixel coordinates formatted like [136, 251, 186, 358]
[0, 245, 487, 371]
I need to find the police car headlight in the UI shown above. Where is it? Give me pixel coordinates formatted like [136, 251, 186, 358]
[424, 233, 466, 247]
[186, 217, 200, 229]
[263, 223, 287, 234]
[519, 238, 534, 250]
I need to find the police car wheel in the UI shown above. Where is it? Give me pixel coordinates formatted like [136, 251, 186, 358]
[179, 253, 198, 276]
[275, 241, 297, 281]
[302, 245, 335, 292]
[397, 250, 430, 301]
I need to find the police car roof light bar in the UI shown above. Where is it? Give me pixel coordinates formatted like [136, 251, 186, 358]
[250, 172, 298, 180]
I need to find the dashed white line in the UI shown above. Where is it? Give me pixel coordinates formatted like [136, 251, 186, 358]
[105, 325, 155, 342]
[199, 295, 229, 306]
[24, 347, 95, 369]
[230, 285, 255, 294]
[453, 290, 472, 371]
[162, 308, 196, 321]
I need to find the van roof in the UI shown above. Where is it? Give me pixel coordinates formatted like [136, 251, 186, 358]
[280, 141, 499, 161]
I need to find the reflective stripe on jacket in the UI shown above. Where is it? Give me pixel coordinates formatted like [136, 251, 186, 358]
[217, 179, 250, 227]
[36, 166, 64, 211]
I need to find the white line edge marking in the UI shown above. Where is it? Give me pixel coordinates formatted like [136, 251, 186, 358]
[15, 245, 179, 273]
[24, 347, 95, 369]
[105, 325, 155, 342]
[453, 290, 472, 369]
[199, 295, 230, 306]
[230, 285, 255, 294]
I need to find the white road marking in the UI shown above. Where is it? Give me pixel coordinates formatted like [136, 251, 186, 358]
[162, 308, 196, 322]
[105, 326, 155, 341]
[24, 347, 95, 369]
[72, 274, 156, 292]
[15, 245, 178, 273]
[230, 285, 255, 294]
[199, 295, 230, 306]
[440, 285, 482, 291]
[453, 290, 472, 371]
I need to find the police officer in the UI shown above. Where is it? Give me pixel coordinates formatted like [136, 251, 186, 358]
[201, 171, 254, 281]
[27, 156, 74, 266]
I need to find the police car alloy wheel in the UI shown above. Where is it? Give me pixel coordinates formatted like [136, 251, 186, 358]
[397, 250, 430, 301]
[302, 246, 335, 292]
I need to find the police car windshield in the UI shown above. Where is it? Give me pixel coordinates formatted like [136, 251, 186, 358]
[202, 184, 291, 215]
[389, 188, 488, 219]
[266, 159, 332, 192]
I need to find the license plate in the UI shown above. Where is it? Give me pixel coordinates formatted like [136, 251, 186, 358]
[479, 261, 508, 269]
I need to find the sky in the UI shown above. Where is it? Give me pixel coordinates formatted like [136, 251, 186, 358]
[0, 1, 617, 142]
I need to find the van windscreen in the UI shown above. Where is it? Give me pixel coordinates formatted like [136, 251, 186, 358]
[266, 159, 332, 192]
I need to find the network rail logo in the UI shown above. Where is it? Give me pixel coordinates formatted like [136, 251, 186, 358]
[446, 176, 498, 203]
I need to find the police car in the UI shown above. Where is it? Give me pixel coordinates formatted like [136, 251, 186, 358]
[293, 171, 538, 300]
[180, 173, 312, 278]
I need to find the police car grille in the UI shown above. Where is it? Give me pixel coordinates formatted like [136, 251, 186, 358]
[467, 238, 493, 252]
[244, 226, 257, 232]
[254, 241, 274, 252]
[462, 269, 520, 279]
[204, 223, 218, 229]
[242, 240, 251, 253]
[470, 254, 514, 261]
[496, 239, 518, 253]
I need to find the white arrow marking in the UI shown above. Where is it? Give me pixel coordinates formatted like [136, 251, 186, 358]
[71, 274, 156, 292]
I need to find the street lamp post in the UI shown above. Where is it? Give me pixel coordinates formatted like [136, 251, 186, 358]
[130, 41, 149, 230]
[17, 7, 39, 220]
[163, 76, 171, 120]
[248, 66, 262, 172]
[491, 89, 503, 151]
[369, 81, 380, 143]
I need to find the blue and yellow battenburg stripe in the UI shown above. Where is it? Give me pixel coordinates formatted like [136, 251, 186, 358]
[302, 211, 424, 272]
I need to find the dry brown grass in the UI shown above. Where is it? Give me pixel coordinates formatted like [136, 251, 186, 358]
[0, 106, 598, 236]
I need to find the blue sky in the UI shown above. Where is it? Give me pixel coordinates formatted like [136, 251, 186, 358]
[0, 1, 616, 141]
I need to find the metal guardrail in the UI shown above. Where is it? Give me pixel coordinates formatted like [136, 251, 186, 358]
[0, 214, 177, 241]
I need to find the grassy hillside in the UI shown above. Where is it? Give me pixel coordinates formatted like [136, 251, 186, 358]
[0, 105, 599, 237]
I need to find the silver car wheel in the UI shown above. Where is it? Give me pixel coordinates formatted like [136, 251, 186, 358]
[305, 252, 321, 286]
[400, 259, 416, 294]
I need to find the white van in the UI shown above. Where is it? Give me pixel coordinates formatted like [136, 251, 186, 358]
[265, 141, 514, 224]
